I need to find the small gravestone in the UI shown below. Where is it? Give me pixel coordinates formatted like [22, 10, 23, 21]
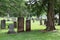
[14, 22, 17, 28]
[44, 19, 47, 25]
[17, 17, 24, 33]
[32, 18, 35, 23]
[26, 19, 31, 31]
[1, 20, 6, 29]
[12, 17, 17, 28]
[8, 24, 16, 34]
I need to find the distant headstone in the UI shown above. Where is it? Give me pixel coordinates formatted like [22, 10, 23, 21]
[8, 24, 16, 34]
[12, 17, 17, 28]
[17, 17, 24, 33]
[26, 19, 31, 31]
[44, 19, 47, 25]
[14, 22, 17, 28]
[1, 20, 6, 29]
[32, 18, 35, 23]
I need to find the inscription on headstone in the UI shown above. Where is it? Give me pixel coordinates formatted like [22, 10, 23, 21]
[17, 17, 24, 33]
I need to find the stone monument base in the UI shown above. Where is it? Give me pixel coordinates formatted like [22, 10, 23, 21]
[7, 31, 16, 34]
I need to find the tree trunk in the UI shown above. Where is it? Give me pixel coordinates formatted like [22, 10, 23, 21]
[46, 0, 56, 31]
[58, 1, 60, 25]
[58, 11, 60, 25]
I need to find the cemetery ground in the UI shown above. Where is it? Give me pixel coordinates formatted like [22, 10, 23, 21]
[0, 18, 60, 40]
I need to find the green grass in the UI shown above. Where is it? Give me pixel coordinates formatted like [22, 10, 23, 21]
[0, 18, 60, 40]
[0, 28, 60, 40]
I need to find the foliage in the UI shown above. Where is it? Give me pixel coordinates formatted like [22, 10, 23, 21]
[0, 0, 60, 17]
[0, 0, 27, 17]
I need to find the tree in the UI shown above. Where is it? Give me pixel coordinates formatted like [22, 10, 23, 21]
[7, 0, 26, 17]
[0, 0, 8, 16]
[45, 0, 56, 31]
[0, 0, 27, 17]
[25, 0, 47, 25]
[54, 0, 60, 25]
[57, 0, 60, 25]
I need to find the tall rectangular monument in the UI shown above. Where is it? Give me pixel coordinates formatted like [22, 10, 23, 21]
[26, 19, 31, 31]
[1, 20, 6, 29]
[17, 17, 24, 33]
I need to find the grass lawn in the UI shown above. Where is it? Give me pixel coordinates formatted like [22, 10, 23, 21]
[0, 19, 60, 40]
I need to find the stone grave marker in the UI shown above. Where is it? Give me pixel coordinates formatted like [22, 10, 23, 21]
[14, 22, 17, 28]
[12, 17, 17, 28]
[1, 20, 6, 29]
[26, 19, 31, 31]
[32, 18, 35, 23]
[8, 24, 16, 34]
[44, 19, 46, 25]
[17, 17, 24, 33]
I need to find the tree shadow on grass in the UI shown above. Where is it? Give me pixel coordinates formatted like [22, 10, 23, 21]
[0, 29, 60, 40]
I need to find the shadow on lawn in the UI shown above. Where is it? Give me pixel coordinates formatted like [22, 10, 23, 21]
[0, 29, 58, 34]
[0, 29, 60, 40]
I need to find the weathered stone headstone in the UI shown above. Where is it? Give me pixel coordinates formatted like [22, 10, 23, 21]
[32, 18, 35, 23]
[44, 19, 47, 25]
[14, 22, 17, 28]
[8, 24, 16, 34]
[17, 17, 24, 33]
[12, 17, 17, 28]
[26, 19, 31, 31]
[1, 20, 6, 29]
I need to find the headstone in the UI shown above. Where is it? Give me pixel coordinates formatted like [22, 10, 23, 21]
[32, 18, 35, 23]
[17, 17, 24, 33]
[40, 19, 42, 25]
[8, 24, 16, 34]
[1, 20, 6, 29]
[46, 21, 48, 26]
[26, 19, 31, 31]
[44, 19, 47, 25]
[12, 17, 17, 28]
[14, 22, 17, 28]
